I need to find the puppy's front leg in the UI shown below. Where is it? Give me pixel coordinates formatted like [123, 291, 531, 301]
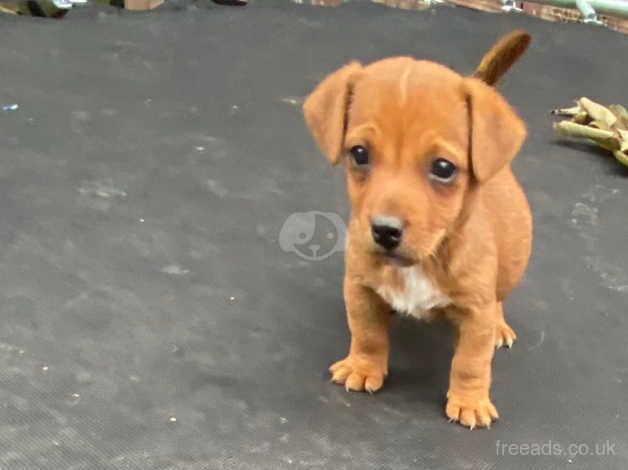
[329, 278, 391, 393]
[446, 303, 499, 429]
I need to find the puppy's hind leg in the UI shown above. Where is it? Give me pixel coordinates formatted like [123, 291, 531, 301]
[495, 302, 517, 349]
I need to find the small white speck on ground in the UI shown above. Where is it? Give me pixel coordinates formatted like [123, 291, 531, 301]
[161, 265, 190, 276]
[52, 441, 60, 447]
[129, 375, 140, 382]
[280, 417, 287, 424]
[71, 110, 90, 122]
[18, 349, 24, 355]
[71, 393, 80, 399]
[78, 179, 127, 199]
[229, 296, 236, 302]
[195, 146, 205, 152]
[205, 179, 228, 198]
[145, 98, 152, 104]
[168, 416, 177, 423]
[41, 365, 49, 372]
[139, 218, 145, 223]
[281, 97, 303, 106]
[299, 459, 329, 467]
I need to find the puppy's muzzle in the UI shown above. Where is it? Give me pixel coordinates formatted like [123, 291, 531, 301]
[371, 215, 403, 251]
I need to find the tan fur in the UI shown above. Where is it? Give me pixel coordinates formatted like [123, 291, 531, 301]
[474, 30, 531, 86]
[303, 32, 533, 429]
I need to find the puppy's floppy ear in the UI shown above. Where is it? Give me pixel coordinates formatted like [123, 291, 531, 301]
[464, 78, 526, 182]
[303, 62, 362, 166]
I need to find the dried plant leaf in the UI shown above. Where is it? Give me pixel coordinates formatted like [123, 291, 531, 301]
[578, 97, 617, 128]
[554, 121, 620, 151]
[551, 105, 583, 117]
[609, 104, 628, 130]
[618, 130, 628, 152]
[552, 100, 628, 168]
[613, 150, 628, 167]
[554, 120, 615, 140]
[589, 119, 612, 131]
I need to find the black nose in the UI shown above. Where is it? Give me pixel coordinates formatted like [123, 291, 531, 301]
[371, 216, 402, 250]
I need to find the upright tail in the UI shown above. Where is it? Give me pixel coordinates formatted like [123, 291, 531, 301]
[473, 30, 531, 86]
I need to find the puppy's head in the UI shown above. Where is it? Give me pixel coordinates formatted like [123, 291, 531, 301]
[303, 58, 525, 265]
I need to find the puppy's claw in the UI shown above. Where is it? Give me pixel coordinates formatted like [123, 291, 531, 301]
[495, 322, 517, 349]
[328, 356, 385, 394]
[446, 394, 498, 429]
[330, 365, 351, 385]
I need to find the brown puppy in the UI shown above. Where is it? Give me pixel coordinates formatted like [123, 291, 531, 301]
[302, 31, 532, 429]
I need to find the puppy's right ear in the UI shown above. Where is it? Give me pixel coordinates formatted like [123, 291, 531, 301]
[303, 62, 362, 166]
[464, 78, 526, 182]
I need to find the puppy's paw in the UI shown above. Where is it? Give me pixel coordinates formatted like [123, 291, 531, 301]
[329, 355, 386, 393]
[495, 321, 517, 349]
[445, 393, 499, 429]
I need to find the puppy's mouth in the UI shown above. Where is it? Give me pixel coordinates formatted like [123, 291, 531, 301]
[376, 250, 416, 267]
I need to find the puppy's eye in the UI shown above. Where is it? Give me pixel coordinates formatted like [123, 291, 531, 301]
[348, 145, 370, 169]
[429, 158, 457, 183]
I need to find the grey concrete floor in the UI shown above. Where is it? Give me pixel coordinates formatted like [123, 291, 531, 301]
[0, 1, 627, 469]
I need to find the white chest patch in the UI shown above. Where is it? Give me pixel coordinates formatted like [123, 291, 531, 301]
[375, 266, 452, 319]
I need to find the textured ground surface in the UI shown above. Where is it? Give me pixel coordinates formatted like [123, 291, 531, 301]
[0, 1, 627, 469]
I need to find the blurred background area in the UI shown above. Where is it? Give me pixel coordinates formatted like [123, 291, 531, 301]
[0, 0, 627, 34]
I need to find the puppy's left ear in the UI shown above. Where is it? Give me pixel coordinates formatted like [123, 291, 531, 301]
[464, 78, 526, 182]
[303, 62, 362, 166]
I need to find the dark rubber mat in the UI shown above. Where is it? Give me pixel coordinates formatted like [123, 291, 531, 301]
[0, 1, 626, 468]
